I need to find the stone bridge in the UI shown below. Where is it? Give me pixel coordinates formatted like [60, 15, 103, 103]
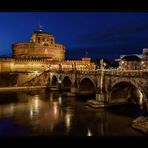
[23, 69, 148, 107]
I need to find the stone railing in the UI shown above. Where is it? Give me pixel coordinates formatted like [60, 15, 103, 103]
[79, 71, 96, 75]
[103, 69, 148, 78]
[49, 68, 148, 78]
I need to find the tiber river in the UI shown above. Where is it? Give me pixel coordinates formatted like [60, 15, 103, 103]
[0, 89, 147, 137]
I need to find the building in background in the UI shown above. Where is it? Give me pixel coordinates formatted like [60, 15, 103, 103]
[116, 48, 148, 70]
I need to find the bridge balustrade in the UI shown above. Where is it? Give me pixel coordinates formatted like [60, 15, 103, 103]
[48, 68, 148, 78]
[100, 69, 148, 78]
[79, 71, 96, 74]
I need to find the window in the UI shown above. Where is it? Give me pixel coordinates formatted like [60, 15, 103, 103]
[43, 43, 49, 46]
[51, 38, 53, 44]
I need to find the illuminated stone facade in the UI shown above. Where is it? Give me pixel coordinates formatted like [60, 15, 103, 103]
[118, 48, 148, 70]
[12, 31, 65, 61]
[50, 58, 96, 71]
[0, 29, 96, 86]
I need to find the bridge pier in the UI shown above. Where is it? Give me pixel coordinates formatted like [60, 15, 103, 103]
[95, 87, 108, 105]
[96, 93, 105, 102]
[70, 87, 78, 94]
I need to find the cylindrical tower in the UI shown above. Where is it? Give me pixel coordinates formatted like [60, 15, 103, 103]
[12, 31, 65, 61]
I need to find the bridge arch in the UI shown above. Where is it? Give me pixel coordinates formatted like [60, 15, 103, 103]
[80, 76, 97, 87]
[79, 77, 96, 95]
[110, 80, 147, 107]
[50, 75, 58, 87]
[61, 76, 72, 91]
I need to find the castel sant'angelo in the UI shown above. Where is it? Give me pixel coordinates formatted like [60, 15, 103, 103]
[0, 26, 96, 87]
[13, 26, 66, 61]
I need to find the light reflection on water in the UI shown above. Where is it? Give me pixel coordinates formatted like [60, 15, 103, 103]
[0, 89, 146, 136]
[87, 129, 92, 136]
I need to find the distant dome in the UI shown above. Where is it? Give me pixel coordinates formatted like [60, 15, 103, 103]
[122, 55, 141, 61]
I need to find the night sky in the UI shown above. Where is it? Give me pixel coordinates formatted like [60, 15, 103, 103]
[0, 12, 148, 61]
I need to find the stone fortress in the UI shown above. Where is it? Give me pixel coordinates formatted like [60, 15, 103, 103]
[0, 27, 96, 86]
[12, 27, 65, 61]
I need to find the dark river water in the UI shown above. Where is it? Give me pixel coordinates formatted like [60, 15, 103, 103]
[0, 89, 147, 137]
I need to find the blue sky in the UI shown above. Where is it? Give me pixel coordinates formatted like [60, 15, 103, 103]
[0, 12, 148, 61]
